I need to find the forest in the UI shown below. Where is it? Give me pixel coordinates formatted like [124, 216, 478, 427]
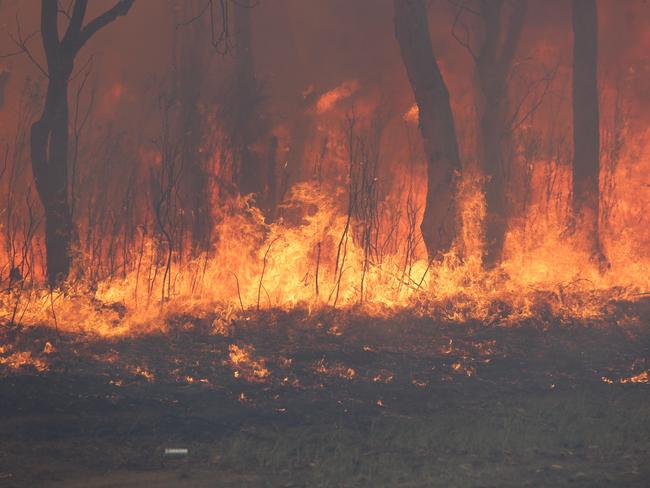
[0, 1, 649, 487]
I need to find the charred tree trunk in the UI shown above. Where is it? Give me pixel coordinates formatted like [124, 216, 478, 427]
[30, 0, 134, 286]
[232, 0, 263, 198]
[572, 0, 607, 269]
[31, 73, 73, 286]
[173, 4, 212, 252]
[265, 136, 279, 222]
[226, 2, 278, 216]
[394, 0, 462, 260]
[474, 0, 527, 269]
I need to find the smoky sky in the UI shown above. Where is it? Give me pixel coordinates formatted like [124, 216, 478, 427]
[1, 0, 649, 153]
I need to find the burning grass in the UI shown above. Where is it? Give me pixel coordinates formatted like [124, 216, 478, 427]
[2, 180, 649, 339]
[1, 179, 649, 486]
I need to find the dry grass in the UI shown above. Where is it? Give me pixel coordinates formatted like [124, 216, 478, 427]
[1, 303, 650, 487]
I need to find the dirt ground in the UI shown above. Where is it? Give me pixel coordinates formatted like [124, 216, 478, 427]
[1, 301, 650, 487]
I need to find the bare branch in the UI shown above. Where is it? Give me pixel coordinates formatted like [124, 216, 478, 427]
[498, 1, 528, 74]
[208, 0, 231, 54]
[176, 0, 259, 55]
[69, 52, 95, 82]
[506, 60, 559, 133]
[176, 0, 212, 29]
[0, 48, 24, 59]
[9, 17, 48, 77]
[72, 0, 135, 52]
[446, 0, 481, 17]
[451, 2, 478, 62]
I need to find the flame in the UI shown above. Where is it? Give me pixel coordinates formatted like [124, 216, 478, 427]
[131, 365, 155, 382]
[0, 169, 647, 338]
[451, 361, 475, 377]
[228, 344, 270, 382]
[403, 103, 419, 122]
[620, 371, 649, 384]
[1, 71, 649, 341]
[314, 358, 356, 380]
[601, 372, 648, 385]
[316, 80, 360, 114]
[0, 347, 47, 372]
[372, 370, 394, 383]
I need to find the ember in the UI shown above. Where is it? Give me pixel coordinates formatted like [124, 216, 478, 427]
[228, 344, 271, 382]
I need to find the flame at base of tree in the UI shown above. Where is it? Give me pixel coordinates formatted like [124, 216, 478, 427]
[1, 167, 647, 338]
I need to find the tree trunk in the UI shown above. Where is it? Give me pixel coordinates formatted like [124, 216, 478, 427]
[474, 1, 527, 269]
[478, 84, 509, 269]
[394, 0, 461, 260]
[173, 4, 211, 252]
[31, 75, 73, 285]
[572, 0, 607, 269]
[233, 0, 263, 198]
[0, 70, 10, 110]
[265, 136, 279, 222]
[30, 0, 134, 286]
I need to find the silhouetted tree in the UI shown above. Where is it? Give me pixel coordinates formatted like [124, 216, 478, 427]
[172, 1, 212, 252]
[394, 0, 462, 260]
[30, 0, 134, 285]
[474, 1, 527, 268]
[571, 0, 607, 270]
[452, 0, 527, 268]
[232, 0, 264, 198]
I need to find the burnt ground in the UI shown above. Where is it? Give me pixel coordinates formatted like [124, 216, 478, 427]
[1, 300, 650, 487]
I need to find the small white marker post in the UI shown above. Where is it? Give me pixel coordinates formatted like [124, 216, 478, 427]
[164, 448, 189, 457]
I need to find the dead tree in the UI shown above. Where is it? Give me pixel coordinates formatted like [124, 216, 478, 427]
[394, 0, 462, 260]
[571, 0, 607, 269]
[452, 0, 527, 268]
[29, 0, 134, 286]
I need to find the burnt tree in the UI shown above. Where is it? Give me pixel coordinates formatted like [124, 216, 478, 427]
[232, 0, 264, 198]
[173, 2, 212, 252]
[30, 0, 134, 285]
[572, 0, 607, 269]
[457, 0, 527, 268]
[394, 0, 462, 260]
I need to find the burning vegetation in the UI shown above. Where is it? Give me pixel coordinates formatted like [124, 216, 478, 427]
[0, 0, 649, 486]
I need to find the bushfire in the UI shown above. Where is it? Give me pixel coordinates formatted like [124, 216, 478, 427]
[0, 1, 649, 486]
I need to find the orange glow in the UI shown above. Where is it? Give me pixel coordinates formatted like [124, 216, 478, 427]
[316, 80, 360, 114]
[1, 7, 649, 341]
[620, 371, 649, 384]
[1, 155, 648, 338]
[403, 104, 419, 122]
[0, 346, 47, 372]
[228, 344, 270, 382]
